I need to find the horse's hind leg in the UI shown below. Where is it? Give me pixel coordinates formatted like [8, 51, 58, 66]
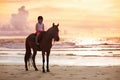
[24, 52, 29, 71]
[24, 49, 32, 71]
[32, 49, 38, 71]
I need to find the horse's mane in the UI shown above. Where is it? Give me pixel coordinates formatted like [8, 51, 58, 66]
[47, 26, 54, 33]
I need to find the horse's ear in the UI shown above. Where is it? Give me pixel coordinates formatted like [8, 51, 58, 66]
[57, 23, 59, 27]
[53, 23, 55, 26]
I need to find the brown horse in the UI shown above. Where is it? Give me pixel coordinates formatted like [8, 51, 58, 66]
[24, 23, 59, 72]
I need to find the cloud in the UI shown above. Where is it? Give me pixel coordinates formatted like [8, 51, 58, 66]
[0, 6, 31, 36]
[11, 6, 29, 30]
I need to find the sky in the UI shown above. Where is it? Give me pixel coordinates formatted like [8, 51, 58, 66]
[0, 0, 120, 38]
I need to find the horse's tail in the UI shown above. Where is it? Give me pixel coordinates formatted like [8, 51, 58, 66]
[24, 38, 32, 66]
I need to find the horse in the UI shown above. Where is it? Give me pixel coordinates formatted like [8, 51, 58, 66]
[24, 23, 60, 72]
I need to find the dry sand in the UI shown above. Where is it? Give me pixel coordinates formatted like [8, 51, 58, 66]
[0, 64, 120, 80]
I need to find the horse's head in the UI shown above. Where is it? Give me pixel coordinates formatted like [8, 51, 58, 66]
[51, 23, 60, 41]
[47, 23, 60, 41]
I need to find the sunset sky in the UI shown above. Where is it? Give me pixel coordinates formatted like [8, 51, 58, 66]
[0, 0, 120, 38]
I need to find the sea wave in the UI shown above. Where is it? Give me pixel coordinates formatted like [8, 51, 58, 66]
[0, 37, 120, 49]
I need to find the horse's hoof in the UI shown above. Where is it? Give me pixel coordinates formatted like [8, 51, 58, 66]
[35, 69, 38, 71]
[42, 70, 46, 73]
[35, 68, 38, 71]
[26, 69, 28, 71]
[47, 70, 50, 72]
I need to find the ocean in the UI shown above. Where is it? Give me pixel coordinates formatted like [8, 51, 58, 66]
[0, 37, 120, 66]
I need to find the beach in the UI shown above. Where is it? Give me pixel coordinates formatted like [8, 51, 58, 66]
[0, 64, 120, 80]
[0, 38, 120, 80]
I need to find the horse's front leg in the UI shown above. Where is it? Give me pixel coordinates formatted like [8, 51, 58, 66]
[42, 51, 45, 72]
[46, 50, 50, 72]
[32, 49, 38, 71]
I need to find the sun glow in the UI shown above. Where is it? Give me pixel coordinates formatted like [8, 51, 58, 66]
[76, 38, 101, 45]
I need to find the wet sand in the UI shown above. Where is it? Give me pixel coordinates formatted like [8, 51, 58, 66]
[0, 64, 120, 80]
